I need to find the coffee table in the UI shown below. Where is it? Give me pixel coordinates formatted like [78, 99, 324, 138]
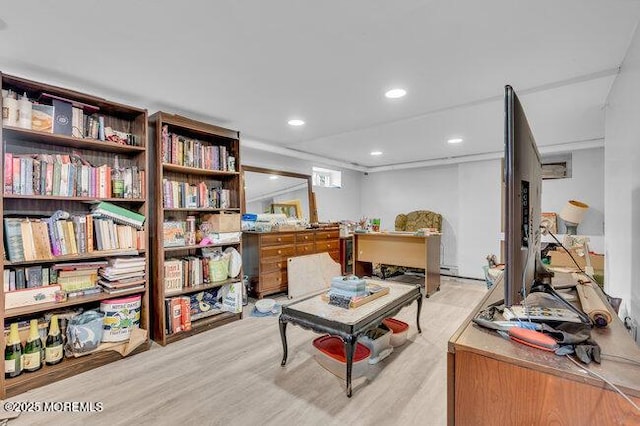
[278, 281, 422, 397]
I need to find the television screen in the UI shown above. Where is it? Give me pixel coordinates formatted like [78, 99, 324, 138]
[504, 85, 542, 307]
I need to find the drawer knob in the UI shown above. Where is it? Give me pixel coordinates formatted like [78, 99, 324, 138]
[277, 237, 282, 242]
[278, 250, 282, 254]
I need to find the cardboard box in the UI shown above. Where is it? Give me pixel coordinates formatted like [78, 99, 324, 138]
[549, 251, 604, 271]
[202, 213, 241, 232]
[5, 285, 61, 309]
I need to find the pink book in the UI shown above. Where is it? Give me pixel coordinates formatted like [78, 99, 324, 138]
[12, 157, 20, 194]
[4, 153, 12, 194]
[45, 162, 54, 195]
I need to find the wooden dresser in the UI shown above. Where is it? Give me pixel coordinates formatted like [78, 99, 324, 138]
[242, 228, 340, 298]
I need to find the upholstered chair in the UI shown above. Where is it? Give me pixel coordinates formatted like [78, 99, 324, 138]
[395, 210, 442, 232]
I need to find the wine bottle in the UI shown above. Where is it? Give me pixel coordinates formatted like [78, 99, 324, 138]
[23, 319, 42, 372]
[112, 155, 124, 198]
[4, 322, 23, 378]
[45, 315, 63, 365]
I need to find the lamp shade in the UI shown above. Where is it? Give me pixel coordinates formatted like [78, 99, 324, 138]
[559, 200, 589, 225]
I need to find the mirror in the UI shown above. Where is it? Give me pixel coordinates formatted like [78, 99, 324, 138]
[241, 165, 318, 223]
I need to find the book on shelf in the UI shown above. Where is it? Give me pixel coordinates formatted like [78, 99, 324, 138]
[52, 98, 73, 136]
[161, 124, 231, 171]
[4, 218, 25, 262]
[170, 297, 182, 333]
[163, 221, 186, 247]
[31, 103, 54, 133]
[162, 178, 232, 209]
[66, 286, 103, 298]
[101, 284, 145, 295]
[91, 201, 145, 229]
[164, 259, 184, 295]
[2, 153, 145, 199]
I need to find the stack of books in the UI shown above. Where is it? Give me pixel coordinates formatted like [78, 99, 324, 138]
[54, 261, 106, 297]
[98, 256, 146, 294]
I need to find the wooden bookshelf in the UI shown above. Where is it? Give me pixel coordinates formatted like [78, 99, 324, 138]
[149, 112, 243, 346]
[0, 73, 150, 398]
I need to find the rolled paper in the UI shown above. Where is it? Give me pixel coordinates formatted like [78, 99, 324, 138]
[576, 281, 612, 327]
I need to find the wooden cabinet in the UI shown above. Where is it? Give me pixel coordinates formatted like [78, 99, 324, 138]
[0, 73, 150, 397]
[448, 273, 640, 425]
[243, 228, 339, 298]
[148, 112, 242, 346]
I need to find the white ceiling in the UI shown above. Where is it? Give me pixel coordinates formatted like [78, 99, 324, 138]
[1, 1, 639, 168]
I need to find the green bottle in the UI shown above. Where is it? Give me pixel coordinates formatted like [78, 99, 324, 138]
[5, 322, 23, 378]
[23, 320, 42, 372]
[45, 315, 63, 365]
[112, 155, 124, 198]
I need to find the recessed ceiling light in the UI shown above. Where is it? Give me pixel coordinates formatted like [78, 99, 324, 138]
[269, 175, 279, 180]
[447, 138, 463, 144]
[385, 88, 407, 99]
[370, 151, 383, 156]
[288, 119, 305, 126]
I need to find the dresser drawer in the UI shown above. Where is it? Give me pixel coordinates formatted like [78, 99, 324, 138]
[315, 230, 339, 241]
[260, 270, 287, 291]
[295, 232, 315, 244]
[260, 233, 296, 246]
[260, 259, 287, 274]
[261, 244, 296, 260]
[315, 240, 340, 253]
[296, 242, 315, 256]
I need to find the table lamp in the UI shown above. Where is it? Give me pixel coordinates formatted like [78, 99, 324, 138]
[559, 200, 589, 235]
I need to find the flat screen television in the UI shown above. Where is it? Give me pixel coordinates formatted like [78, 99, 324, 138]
[504, 85, 543, 307]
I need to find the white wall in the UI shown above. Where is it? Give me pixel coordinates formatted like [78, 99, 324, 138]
[360, 148, 604, 279]
[542, 148, 605, 236]
[240, 147, 363, 222]
[457, 159, 501, 278]
[604, 23, 640, 324]
[360, 165, 460, 269]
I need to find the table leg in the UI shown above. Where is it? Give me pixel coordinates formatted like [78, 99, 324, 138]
[344, 335, 357, 398]
[416, 294, 423, 334]
[279, 317, 288, 366]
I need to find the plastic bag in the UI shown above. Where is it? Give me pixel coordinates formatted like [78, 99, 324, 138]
[220, 282, 242, 314]
[65, 310, 104, 355]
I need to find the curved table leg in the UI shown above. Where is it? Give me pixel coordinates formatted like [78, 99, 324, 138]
[279, 316, 288, 366]
[416, 294, 423, 334]
[344, 335, 357, 398]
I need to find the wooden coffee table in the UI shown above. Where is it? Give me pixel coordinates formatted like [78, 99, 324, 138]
[278, 281, 422, 397]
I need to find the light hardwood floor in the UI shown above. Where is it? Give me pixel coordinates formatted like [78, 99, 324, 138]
[6, 276, 487, 426]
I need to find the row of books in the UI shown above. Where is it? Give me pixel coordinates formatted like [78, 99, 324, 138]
[161, 125, 233, 171]
[4, 214, 144, 262]
[164, 256, 214, 294]
[3, 153, 145, 199]
[162, 179, 232, 209]
[3, 260, 105, 292]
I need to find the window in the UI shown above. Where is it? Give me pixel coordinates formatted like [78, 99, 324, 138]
[541, 153, 572, 179]
[312, 167, 342, 188]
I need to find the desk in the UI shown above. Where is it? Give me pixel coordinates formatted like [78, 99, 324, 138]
[447, 273, 640, 425]
[353, 232, 441, 297]
[279, 281, 422, 397]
